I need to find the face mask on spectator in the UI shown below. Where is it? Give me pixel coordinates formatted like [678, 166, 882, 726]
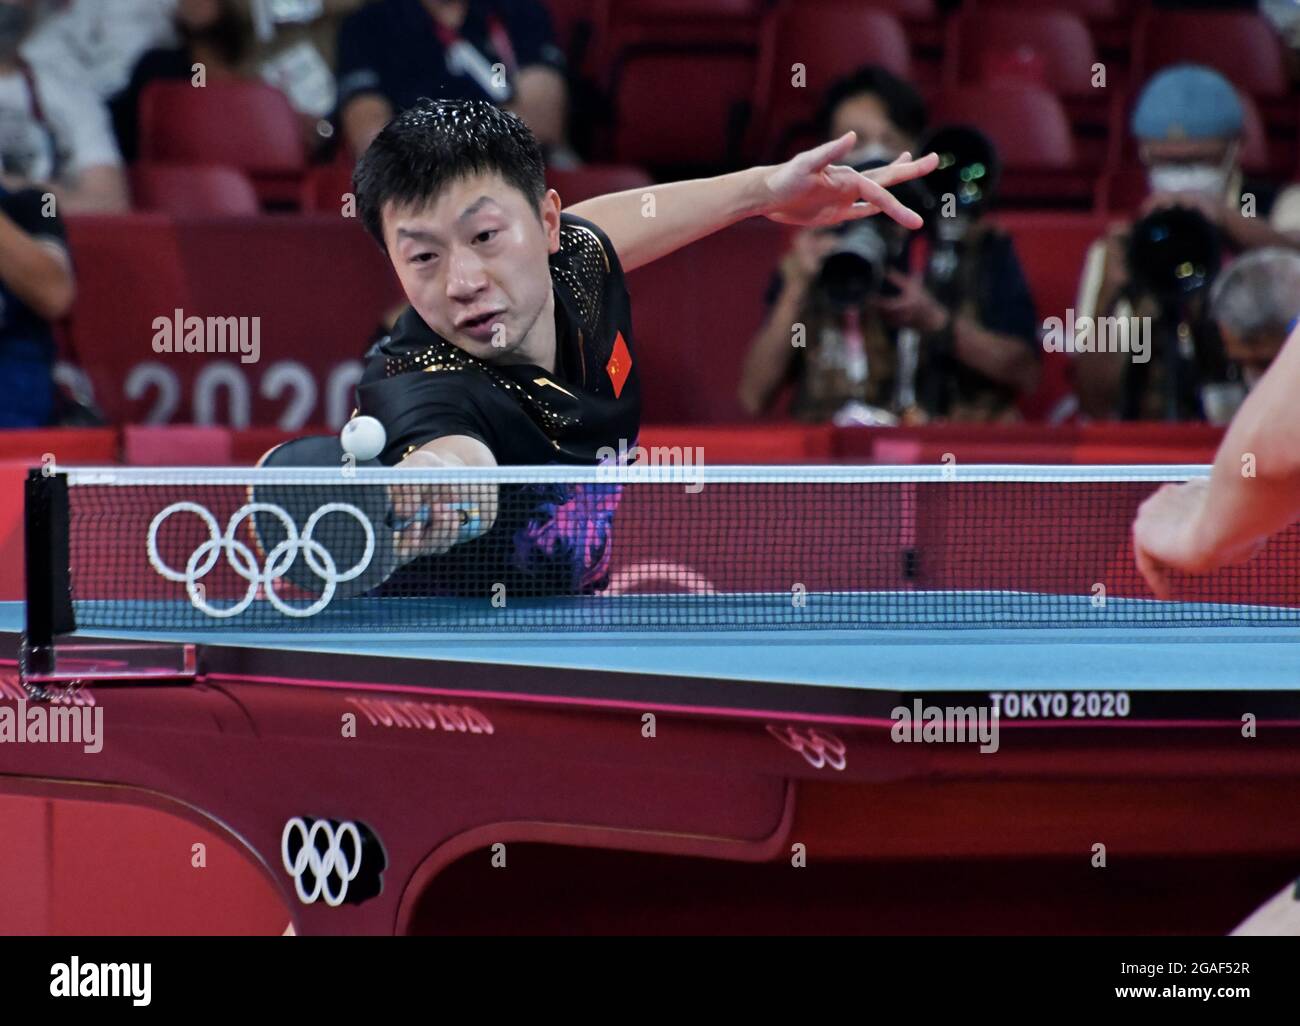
[0, 3, 33, 61]
[1146, 147, 1235, 201]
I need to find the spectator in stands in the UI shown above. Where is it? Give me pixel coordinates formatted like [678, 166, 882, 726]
[336, 0, 578, 166]
[233, 0, 368, 151]
[1074, 65, 1300, 420]
[0, 178, 75, 427]
[1210, 246, 1300, 396]
[111, 0, 252, 162]
[738, 66, 1039, 424]
[0, 0, 128, 212]
[22, 0, 178, 103]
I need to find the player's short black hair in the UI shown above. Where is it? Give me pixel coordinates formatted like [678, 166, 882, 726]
[816, 64, 928, 142]
[353, 98, 548, 250]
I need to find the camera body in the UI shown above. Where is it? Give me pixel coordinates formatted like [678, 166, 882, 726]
[815, 217, 900, 307]
[1122, 205, 1229, 421]
[810, 157, 932, 308]
[1127, 205, 1222, 302]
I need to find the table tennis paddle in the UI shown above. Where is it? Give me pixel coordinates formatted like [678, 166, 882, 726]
[249, 436, 420, 602]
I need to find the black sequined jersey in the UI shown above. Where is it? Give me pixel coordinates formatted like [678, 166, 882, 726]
[357, 211, 640, 466]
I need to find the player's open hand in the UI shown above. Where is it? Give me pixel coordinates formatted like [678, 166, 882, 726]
[761, 132, 938, 230]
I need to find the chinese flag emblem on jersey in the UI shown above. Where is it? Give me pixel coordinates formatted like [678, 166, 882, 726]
[606, 331, 632, 398]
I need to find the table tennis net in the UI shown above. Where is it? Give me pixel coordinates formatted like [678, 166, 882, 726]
[24, 464, 1300, 635]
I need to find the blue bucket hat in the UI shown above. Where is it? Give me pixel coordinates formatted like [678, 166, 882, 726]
[1131, 64, 1244, 142]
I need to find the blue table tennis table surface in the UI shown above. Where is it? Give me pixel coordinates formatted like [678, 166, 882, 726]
[3, 592, 1298, 692]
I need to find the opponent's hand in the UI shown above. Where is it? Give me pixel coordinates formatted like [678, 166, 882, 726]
[1133, 479, 1261, 598]
[761, 132, 938, 230]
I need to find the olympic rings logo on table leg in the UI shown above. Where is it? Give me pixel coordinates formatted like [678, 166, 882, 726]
[280, 817, 365, 907]
[147, 501, 376, 618]
[766, 724, 848, 771]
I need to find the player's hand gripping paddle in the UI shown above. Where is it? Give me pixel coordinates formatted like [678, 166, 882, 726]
[250, 436, 478, 601]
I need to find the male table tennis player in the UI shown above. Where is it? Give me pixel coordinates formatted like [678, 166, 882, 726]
[345, 97, 937, 594]
[1133, 323, 1300, 935]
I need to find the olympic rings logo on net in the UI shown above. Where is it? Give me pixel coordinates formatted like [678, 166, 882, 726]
[280, 817, 365, 907]
[147, 501, 375, 618]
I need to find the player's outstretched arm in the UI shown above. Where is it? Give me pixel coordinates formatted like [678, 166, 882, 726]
[564, 132, 938, 273]
[1134, 325, 1300, 596]
[392, 435, 500, 562]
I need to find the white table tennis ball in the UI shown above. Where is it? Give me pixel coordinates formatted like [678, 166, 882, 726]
[340, 415, 387, 462]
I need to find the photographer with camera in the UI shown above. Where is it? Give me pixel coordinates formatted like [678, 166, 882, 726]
[1075, 65, 1299, 421]
[738, 67, 1038, 424]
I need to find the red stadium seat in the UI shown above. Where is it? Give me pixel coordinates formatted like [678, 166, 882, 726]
[948, 9, 1111, 170]
[299, 160, 356, 214]
[1136, 11, 1289, 100]
[853, 0, 942, 84]
[594, 0, 764, 76]
[929, 85, 1091, 206]
[752, 6, 912, 160]
[931, 85, 1075, 170]
[970, 0, 1139, 57]
[544, 0, 603, 66]
[614, 0, 759, 13]
[973, 0, 1124, 17]
[610, 49, 755, 172]
[138, 80, 307, 206]
[130, 164, 261, 216]
[548, 164, 654, 205]
[860, 0, 936, 17]
[950, 10, 1098, 97]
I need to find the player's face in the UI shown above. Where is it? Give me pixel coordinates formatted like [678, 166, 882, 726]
[383, 172, 562, 365]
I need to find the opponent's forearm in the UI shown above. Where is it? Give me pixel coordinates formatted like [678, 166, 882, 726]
[567, 166, 771, 273]
[1187, 328, 1300, 562]
[1189, 465, 1300, 568]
